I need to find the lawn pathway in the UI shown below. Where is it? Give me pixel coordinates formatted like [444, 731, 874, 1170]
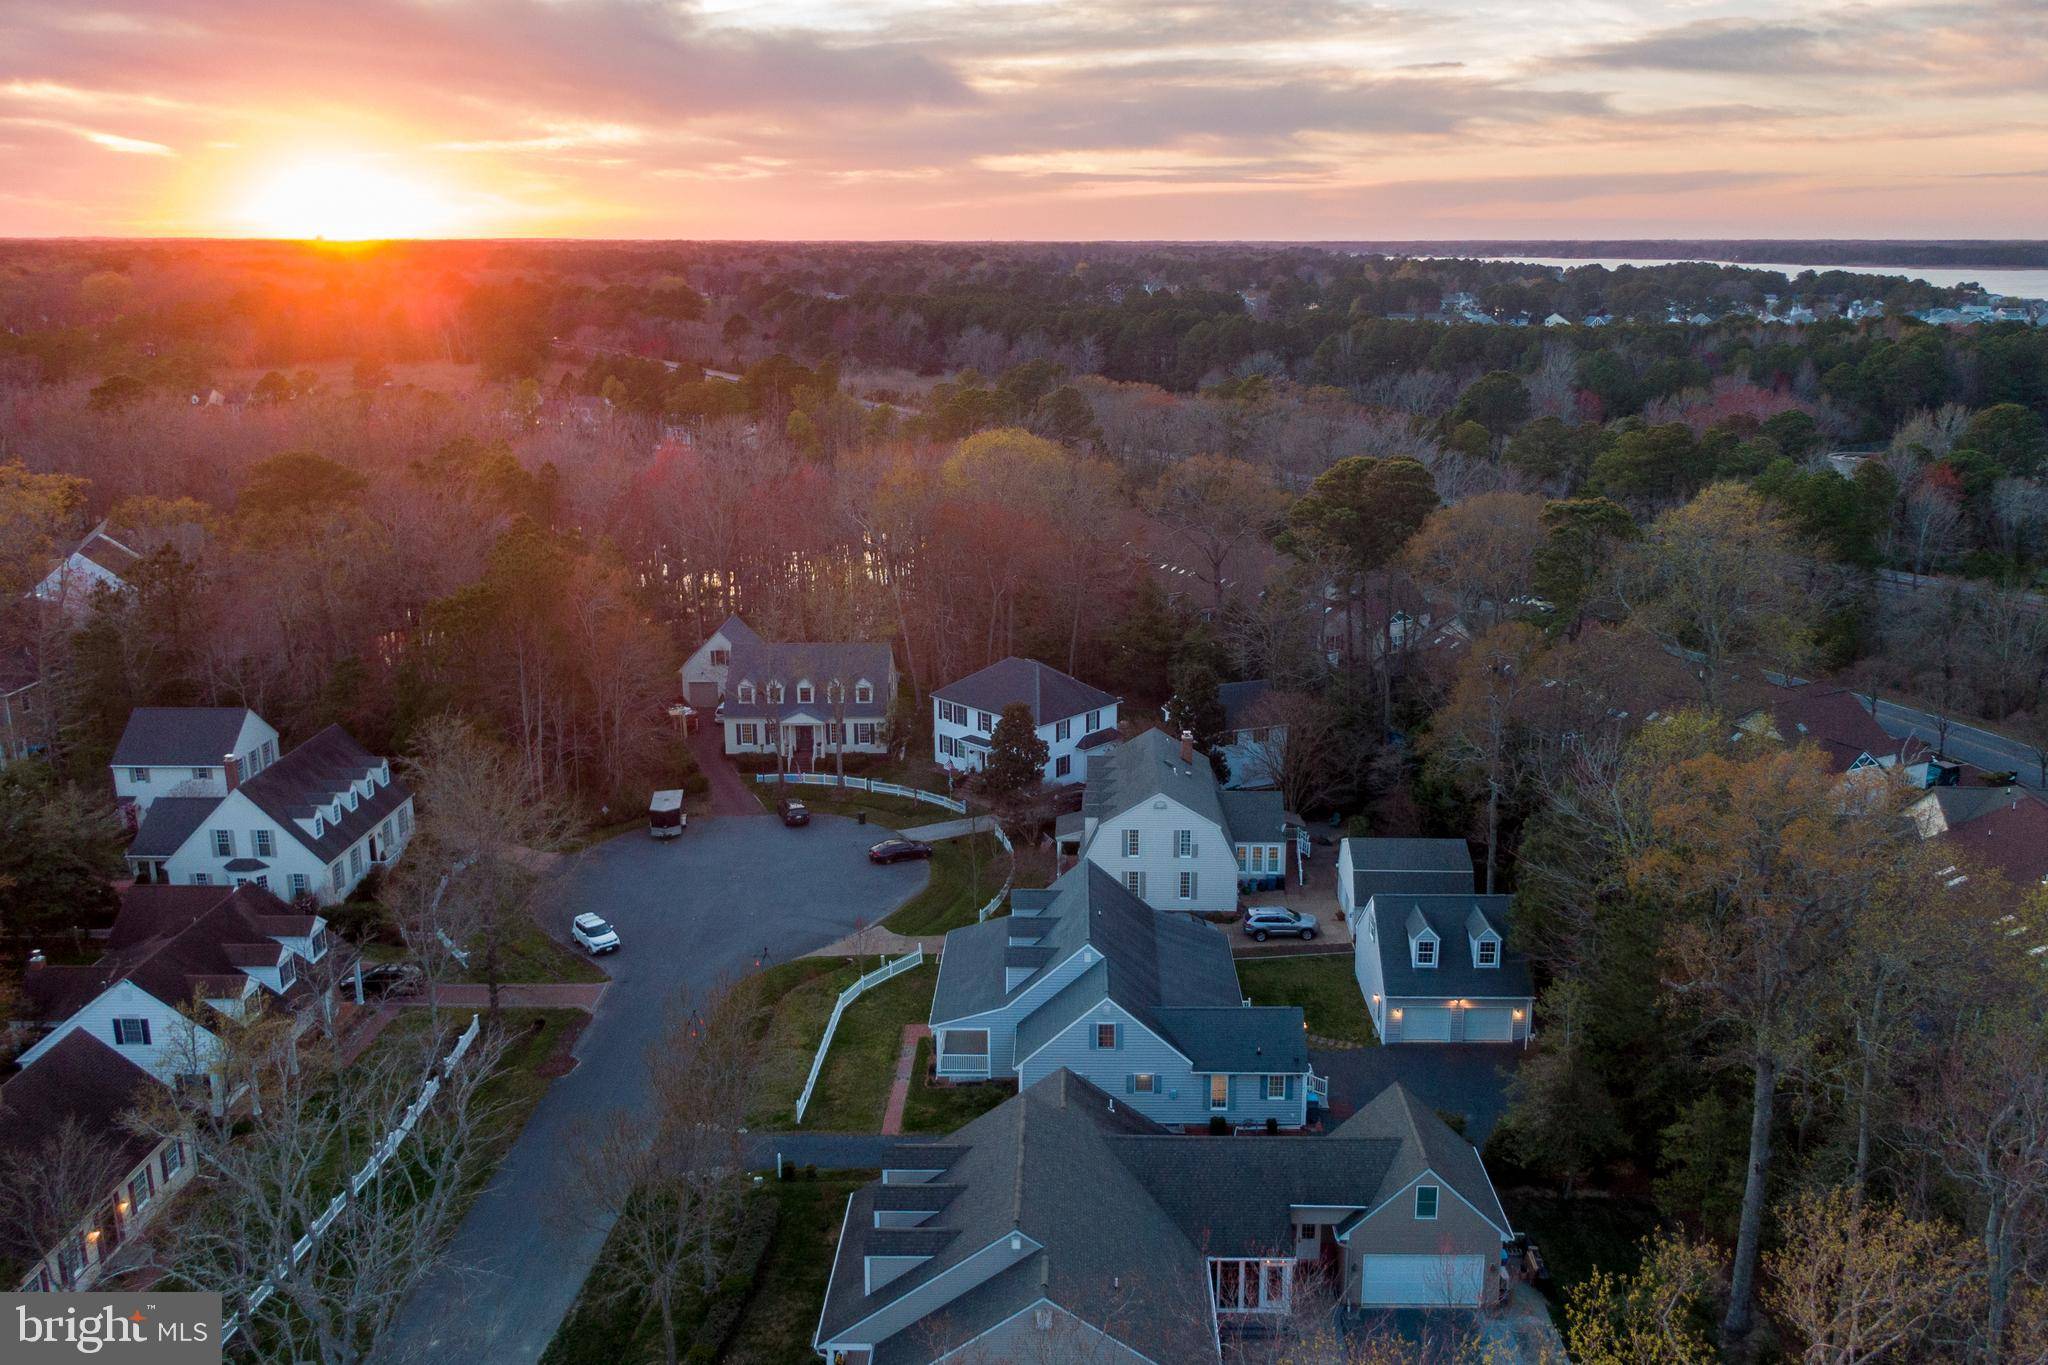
[880, 1024, 930, 1135]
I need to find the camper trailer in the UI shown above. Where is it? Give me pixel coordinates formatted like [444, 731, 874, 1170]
[648, 789, 686, 839]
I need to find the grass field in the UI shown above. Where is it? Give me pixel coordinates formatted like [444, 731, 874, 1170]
[758, 962, 937, 1131]
[883, 833, 1005, 935]
[902, 1037, 1013, 1133]
[1237, 953, 1376, 1044]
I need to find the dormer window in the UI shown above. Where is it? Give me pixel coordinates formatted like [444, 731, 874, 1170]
[856, 681, 873, 704]
[346, 790, 358, 811]
[312, 816, 323, 837]
[1476, 938, 1499, 968]
[278, 957, 296, 987]
[737, 682, 756, 704]
[767, 682, 784, 704]
[1414, 937, 1437, 968]
[796, 681, 814, 704]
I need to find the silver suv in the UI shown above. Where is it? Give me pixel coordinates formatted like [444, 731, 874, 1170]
[1242, 907, 1318, 942]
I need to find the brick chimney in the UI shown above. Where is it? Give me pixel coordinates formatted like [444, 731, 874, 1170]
[1180, 729, 1195, 766]
[224, 752, 241, 792]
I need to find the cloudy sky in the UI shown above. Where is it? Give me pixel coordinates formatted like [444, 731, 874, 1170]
[1, 0, 2044, 238]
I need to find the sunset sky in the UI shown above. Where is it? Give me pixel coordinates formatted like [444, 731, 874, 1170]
[2, 0, 2045, 239]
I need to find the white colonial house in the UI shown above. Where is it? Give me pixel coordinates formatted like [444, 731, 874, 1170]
[1063, 728, 1290, 913]
[18, 883, 338, 1093]
[30, 520, 140, 616]
[927, 863, 1324, 1128]
[1352, 892, 1535, 1046]
[931, 657, 1119, 786]
[680, 614, 897, 768]
[111, 706, 281, 822]
[122, 718, 412, 904]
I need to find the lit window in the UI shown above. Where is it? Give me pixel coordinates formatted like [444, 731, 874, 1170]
[1133, 1073, 1155, 1093]
[1096, 1022, 1117, 1049]
[1210, 1074, 1229, 1110]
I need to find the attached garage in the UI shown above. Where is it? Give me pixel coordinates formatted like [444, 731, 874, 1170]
[684, 680, 720, 706]
[1398, 1007, 1453, 1042]
[1358, 1253, 1487, 1306]
[1462, 1007, 1516, 1042]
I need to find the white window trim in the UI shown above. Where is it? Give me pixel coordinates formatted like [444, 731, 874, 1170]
[1210, 1074, 1229, 1111]
[1414, 1184, 1440, 1220]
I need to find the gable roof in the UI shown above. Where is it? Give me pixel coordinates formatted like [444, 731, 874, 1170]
[709, 613, 763, 651]
[128, 795, 223, 859]
[1364, 894, 1533, 1001]
[1342, 837, 1475, 905]
[0, 1032, 161, 1211]
[1086, 728, 1284, 847]
[23, 883, 312, 1024]
[933, 657, 1117, 726]
[1740, 682, 1902, 774]
[112, 707, 259, 768]
[722, 637, 894, 721]
[820, 1072, 1510, 1363]
[1922, 787, 2048, 888]
[236, 725, 409, 863]
[935, 864, 1306, 1074]
[75, 526, 142, 579]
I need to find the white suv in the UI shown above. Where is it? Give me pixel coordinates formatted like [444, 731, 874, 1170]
[571, 912, 621, 955]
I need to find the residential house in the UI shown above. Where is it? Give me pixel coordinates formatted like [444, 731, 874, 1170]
[1071, 728, 1289, 913]
[0, 648, 46, 761]
[681, 615, 897, 767]
[1910, 786, 2048, 891]
[18, 883, 338, 1097]
[1, 1031, 195, 1292]
[1734, 681, 1913, 777]
[811, 1070, 1516, 1363]
[1352, 894, 1534, 1045]
[111, 706, 281, 821]
[1335, 838, 1474, 924]
[30, 520, 140, 616]
[123, 719, 412, 904]
[928, 863, 1324, 1127]
[1215, 679, 1285, 791]
[932, 657, 1119, 786]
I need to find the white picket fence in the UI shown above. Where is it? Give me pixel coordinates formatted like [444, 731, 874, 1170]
[751, 771, 968, 815]
[793, 947, 924, 1125]
[977, 821, 1014, 922]
[221, 1013, 484, 1345]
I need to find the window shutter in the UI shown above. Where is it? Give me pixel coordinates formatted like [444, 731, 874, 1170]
[1286, 1076, 1296, 1100]
[1125, 1074, 1135, 1094]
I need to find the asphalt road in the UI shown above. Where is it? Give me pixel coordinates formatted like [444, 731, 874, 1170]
[1867, 696, 2044, 788]
[374, 814, 927, 1365]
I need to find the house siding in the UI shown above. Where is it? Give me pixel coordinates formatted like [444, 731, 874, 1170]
[15, 1135, 196, 1292]
[933, 700, 1116, 787]
[113, 712, 279, 817]
[18, 980, 221, 1087]
[1380, 997, 1530, 1045]
[1016, 1003, 1307, 1128]
[141, 789, 413, 905]
[934, 946, 1102, 1076]
[1083, 795, 1239, 914]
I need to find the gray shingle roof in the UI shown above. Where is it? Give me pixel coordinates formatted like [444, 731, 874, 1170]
[236, 725, 409, 864]
[723, 637, 894, 721]
[1218, 788, 1288, 845]
[934, 864, 1304, 1073]
[1218, 679, 1271, 731]
[1365, 894, 1533, 1000]
[821, 1071, 1510, 1362]
[1342, 837, 1475, 905]
[112, 707, 256, 767]
[0, 1032, 161, 1248]
[933, 657, 1116, 726]
[128, 795, 222, 859]
[1084, 726, 1224, 827]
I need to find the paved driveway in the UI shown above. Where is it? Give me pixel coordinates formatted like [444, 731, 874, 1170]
[1313, 1044, 1523, 1146]
[375, 814, 927, 1365]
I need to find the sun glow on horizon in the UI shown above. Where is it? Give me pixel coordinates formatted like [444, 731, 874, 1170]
[235, 156, 468, 240]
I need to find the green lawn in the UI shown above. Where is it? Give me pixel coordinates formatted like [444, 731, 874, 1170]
[748, 961, 937, 1131]
[884, 833, 1006, 936]
[901, 1036, 1013, 1134]
[545, 1173, 872, 1365]
[457, 914, 607, 986]
[1237, 954, 1376, 1044]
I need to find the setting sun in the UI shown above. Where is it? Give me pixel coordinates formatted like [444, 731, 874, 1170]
[236, 157, 464, 240]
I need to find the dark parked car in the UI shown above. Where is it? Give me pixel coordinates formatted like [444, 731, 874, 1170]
[777, 797, 811, 827]
[868, 838, 934, 864]
[1242, 906, 1318, 942]
[359, 962, 424, 998]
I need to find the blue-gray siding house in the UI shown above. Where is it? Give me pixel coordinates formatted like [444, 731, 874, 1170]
[929, 864, 1326, 1128]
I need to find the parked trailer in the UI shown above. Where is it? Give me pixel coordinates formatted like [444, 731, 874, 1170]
[649, 789, 686, 838]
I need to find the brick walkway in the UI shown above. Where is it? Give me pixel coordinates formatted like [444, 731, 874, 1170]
[881, 1023, 930, 1135]
[395, 982, 609, 1011]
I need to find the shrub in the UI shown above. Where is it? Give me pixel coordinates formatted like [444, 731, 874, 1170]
[683, 1195, 779, 1361]
[1266, 1117, 1279, 1135]
[1209, 1116, 1228, 1136]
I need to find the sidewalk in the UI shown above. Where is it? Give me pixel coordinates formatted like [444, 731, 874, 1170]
[804, 927, 944, 960]
[897, 814, 997, 842]
[880, 1024, 930, 1135]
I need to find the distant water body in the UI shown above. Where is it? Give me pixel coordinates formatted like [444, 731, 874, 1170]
[1455, 255, 2048, 301]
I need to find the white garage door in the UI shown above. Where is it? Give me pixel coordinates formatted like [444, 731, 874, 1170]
[1359, 1254, 1486, 1306]
[1464, 1007, 1515, 1042]
[1400, 1007, 1453, 1042]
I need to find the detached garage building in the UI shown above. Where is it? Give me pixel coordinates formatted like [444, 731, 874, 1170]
[1353, 894, 1534, 1046]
